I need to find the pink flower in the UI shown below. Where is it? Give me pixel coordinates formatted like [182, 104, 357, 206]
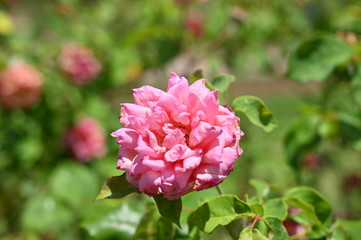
[0, 63, 43, 109]
[65, 117, 107, 162]
[112, 73, 243, 199]
[58, 43, 102, 85]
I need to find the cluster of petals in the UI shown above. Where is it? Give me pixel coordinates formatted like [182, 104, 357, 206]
[58, 43, 102, 85]
[64, 117, 107, 162]
[0, 63, 43, 109]
[112, 73, 243, 199]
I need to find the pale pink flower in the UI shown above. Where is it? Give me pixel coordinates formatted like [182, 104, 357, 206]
[58, 43, 102, 85]
[112, 73, 243, 199]
[0, 63, 43, 109]
[65, 117, 107, 162]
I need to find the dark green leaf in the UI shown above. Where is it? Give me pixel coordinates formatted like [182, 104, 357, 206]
[285, 187, 332, 224]
[207, 74, 235, 93]
[188, 194, 254, 234]
[238, 228, 270, 240]
[352, 64, 361, 107]
[263, 217, 289, 240]
[189, 69, 205, 84]
[233, 96, 277, 132]
[288, 35, 353, 82]
[153, 195, 182, 228]
[264, 199, 288, 220]
[284, 115, 321, 168]
[156, 217, 176, 240]
[134, 207, 157, 240]
[94, 173, 140, 201]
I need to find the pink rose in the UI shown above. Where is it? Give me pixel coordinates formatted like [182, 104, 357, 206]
[58, 43, 102, 85]
[112, 73, 243, 200]
[64, 117, 107, 162]
[0, 63, 43, 109]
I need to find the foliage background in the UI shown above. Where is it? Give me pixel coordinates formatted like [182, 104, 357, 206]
[0, 0, 361, 239]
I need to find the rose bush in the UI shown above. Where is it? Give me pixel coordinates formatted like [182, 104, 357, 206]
[111, 73, 243, 200]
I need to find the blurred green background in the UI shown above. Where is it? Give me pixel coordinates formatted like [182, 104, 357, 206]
[0, 0, 361, 239]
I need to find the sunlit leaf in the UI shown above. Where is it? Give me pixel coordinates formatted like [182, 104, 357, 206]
[153, 195, 182, 228]
[238, 228, 270, 240]
[263, 217, 289, 240]
[285, 187, 332, 225]
[206, 74, 235, 93]
[288, 35, 353, 82]
[94, 173, 140, 201]
[83, 201, 145, 239]
[233, 96, 277, 132]
[334, 219, 361, 239]
[188, 194, 254, 234]
[264, 199, 288, 220]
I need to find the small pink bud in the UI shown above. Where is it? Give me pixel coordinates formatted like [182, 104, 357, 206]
[0, 63, 43, 109]
[58, 43, 102, 85]
[64, 117, 107, 162]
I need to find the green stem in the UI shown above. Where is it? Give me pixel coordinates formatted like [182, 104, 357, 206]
[216, 185, 224, 195]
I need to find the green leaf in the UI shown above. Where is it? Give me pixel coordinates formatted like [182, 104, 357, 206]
[263, 217, 289, 240]
[189, 69, 204, 84]
[284, 115, 321, 168]
[207, 74, 235, 93]
[156, 217, 176, 240]
[94, 173, 140, 201]
[250, 203, 264, 216]
[233, 96, 277, 132]
[153, 195, 182, 228]
[238, 228, 270, 240]
[22, 196, 73, 232]
[83, 201, 145, 239]
[285, 187, 332, 224]
[288, 35, 353, 82]
[250, 179, 271, 202]
[50, 162, 99, 210]
[264, 199, 288, 220]
[334, 219, 361, 240]
[188, 194, 254, 234]
[351, 64, 361, 108]
[134, 207, 157, 240]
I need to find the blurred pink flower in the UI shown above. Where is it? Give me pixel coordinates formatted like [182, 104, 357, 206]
[185, 14, 204, 38]
[65, 117, 107, 162]
[58, 43, 102, 85]
[0, 63, 43, 109]
[112, 72, 243, 199]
